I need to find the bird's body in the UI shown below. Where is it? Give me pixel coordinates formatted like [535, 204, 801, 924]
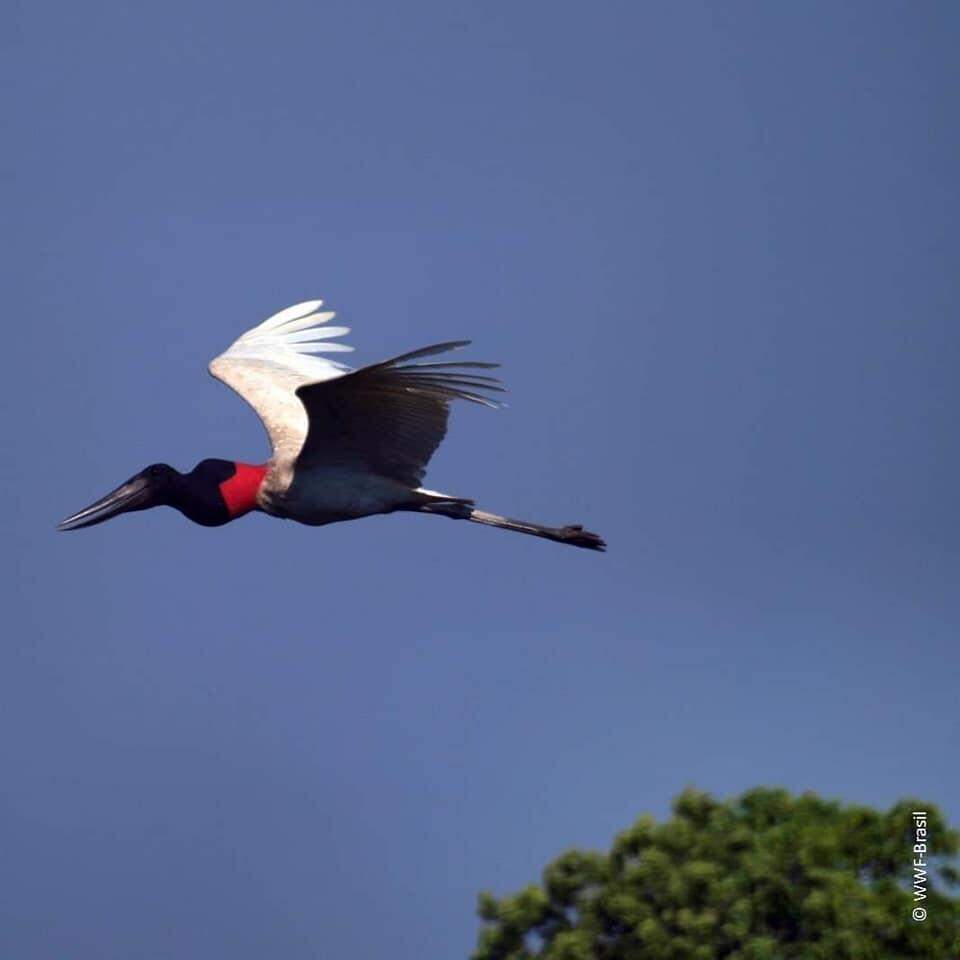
[265, 466, 421, 525]
[59, 299, 605, 550]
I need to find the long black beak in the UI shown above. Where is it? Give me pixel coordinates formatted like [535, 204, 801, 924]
[57, 475, 155, 531]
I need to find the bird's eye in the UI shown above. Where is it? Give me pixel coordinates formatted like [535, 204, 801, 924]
[150, 466, 164, 477]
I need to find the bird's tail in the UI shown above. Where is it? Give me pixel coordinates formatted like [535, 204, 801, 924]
[416, 498, 606, 551]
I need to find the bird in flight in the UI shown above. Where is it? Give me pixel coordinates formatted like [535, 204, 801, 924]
[58, 299, 605, 550]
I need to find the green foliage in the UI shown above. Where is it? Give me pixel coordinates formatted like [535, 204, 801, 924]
[473, 788, 960, 959]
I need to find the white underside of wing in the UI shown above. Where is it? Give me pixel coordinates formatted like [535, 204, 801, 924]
[208, 299, 355, 467]
[219, 299, 354, 381]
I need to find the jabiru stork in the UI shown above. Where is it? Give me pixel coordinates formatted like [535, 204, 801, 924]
[58, 299, 605, 550]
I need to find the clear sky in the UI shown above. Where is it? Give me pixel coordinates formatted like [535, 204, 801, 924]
[3, 2, 959, 957]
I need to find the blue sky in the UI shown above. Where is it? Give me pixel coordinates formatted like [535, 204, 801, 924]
[3, 2, 959, 957]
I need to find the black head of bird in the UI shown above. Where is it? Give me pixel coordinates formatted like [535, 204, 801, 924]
[58, 459, 260, 530]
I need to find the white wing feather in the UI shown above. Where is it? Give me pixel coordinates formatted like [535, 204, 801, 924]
[218, 299, 354, 379]
[209, 300, 355, 466]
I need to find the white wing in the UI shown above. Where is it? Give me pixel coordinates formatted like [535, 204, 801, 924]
[209, 299, 354, 466]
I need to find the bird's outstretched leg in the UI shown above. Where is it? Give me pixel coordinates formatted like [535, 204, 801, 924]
[414, 498, 606, 551]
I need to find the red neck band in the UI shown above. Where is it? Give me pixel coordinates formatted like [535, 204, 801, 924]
[219, 463, 268, 518]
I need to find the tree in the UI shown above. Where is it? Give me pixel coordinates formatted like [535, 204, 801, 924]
[473, 787, 960, 960]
